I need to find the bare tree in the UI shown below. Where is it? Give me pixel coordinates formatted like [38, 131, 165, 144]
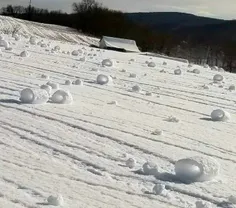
[72, 0, 101, 13]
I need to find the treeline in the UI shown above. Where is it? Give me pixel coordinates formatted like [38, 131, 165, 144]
[1, 1, 236, 72]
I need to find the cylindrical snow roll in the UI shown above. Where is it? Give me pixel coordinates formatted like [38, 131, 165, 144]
[20, 88, 49, 104]
[175, 156, 220, 183]
[51, 90, 73, 104]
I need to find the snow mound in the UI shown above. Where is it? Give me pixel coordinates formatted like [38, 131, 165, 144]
[20, 88, 49, 104]
[174, 69, 182, 75]
[51, 90, 73, 104]
[47, 194, 64, 206]
[132, 85, 142, 93]
[142, 162, 158, 175]
[125, 158, 136, 168]
[211, 109, 230, 122]
[40, 85, 52, 95]
[153, 183, 166, 195]
[20, 51, 30, 57]
[97, 74, 112, 85]
[102, 59, 113, 67]
[195, 200, 212, 208]
[148, 62, 156, 68]
[47, 81, 59, 90]
[175, 156, 220, 183]
[65, 80, 72, 85]
[213, 74, 224, 82]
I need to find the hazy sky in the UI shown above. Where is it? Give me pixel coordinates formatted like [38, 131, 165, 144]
[0, 0, 235, 20]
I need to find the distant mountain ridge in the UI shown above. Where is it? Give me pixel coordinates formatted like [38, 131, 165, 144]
[125, 12, 236, 41]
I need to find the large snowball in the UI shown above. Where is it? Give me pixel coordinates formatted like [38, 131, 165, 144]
[213, 74, 224, 82]
[46, 81, 59, 90]
[126, 158, 136, 168]
[211, 109, 230, 122]
[142, 162, 158, 175]
[102, 59, 113, 67]
[20, 51, 30, 57]
[97, 74, 112, 85]
[0, 40, 9, 48]
[20, 88, 49, 104]
[51, 90, 73, 104]
[175, 156, 220, 183]
[47, 195, 64, 206]
[148, 62, 156, 68]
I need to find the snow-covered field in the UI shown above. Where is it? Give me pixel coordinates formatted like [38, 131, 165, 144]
[0, 16, 236, 208]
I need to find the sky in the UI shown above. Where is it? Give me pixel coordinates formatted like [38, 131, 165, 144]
[0, 0, 235, 20]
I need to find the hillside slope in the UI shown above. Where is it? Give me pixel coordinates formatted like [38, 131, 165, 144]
[0, 16, 236, 208]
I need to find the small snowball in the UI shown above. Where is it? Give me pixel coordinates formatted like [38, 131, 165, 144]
[188, 64, 193, 68]
[148, 62, 156, 68]
[40, 84, 52, 95]
[130, 58, 135, 62]
[91, 68, 99, 72]
[153, 183, 166, 195]
[132, 85, 142, 93]
[51, 90, 73, 104]
[228, 195, 236, 204]
[129, 73, 137, 78]
[126, 158, 136, 168]
[174, 69, 182, 75]
[47, 81, 59, 90]
[54, 45, 60, 51]
[121, 69, 126, 72]
[213, 74, 224, 82]
[145, 92, 153, 96]
[102, 59, 113, 67]
[211, 109, 230, 122]
[79, 57, 86, 62]
[142, 162, 158, 175]
[41, 43, 47, 48]
[193, 69, 200, 74]
[72, 50, 79, 56]
[160, 69, 166, 73]
[20, 88, 49, 104]
[73, 79, 83, 86]
[47, 194, 64, 206]
[202, 85, 209, 90]
[152, 129, 163, 136]
[203, 64, 209, 68]
[41, 74, 50, 80]
[195, 201, 212, 208]
[97, 74, 112, 85]
[175, 156, 220, 183]
[166, 116, 180, 123]
[163, 61, 167, 65]
[229, 85, 235, 91]
[65, 80, 72, 85]
[20, 51, 30, 57]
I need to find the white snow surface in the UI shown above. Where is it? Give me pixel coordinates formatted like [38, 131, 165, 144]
[0, 16, 236, 208]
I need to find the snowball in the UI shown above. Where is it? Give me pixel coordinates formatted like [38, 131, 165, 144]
[41, 43, 47, 48]
[40, 84, 52, 95]
[20, 51, 30, 57]
[67, 51, 70, 55]
[153, 184, 166, 195]
[65, 80, 72, 85]
[47, 195, 64, 206]
[132, 85, 142, 93]
[174, 69, 182, 75]
[46, 81, 59, 90]
[213, 74, 224, 82]
[51, 90, 73, 104]
[0, 40, 9, 48]
[148, 62, 156, 68]
[212, 66, 219, 71]
[41, 74, 50, 80]
[163, 61, 167, 65]
[203, 64, 209, 69]
[142, 162, 158, 175]
[72, 50, 79, 56]
[193, 69, 200, 74]
[126, 158, 136, 168]
[229, 85, 235, 91]
[97, 74, 112, 85]
[152, 129, 163, 136]
[188, 64, 193, 68]
[175, 156, 220, 183]
[228, 196, 236, 204]
[91, 68, 99, 72]
[166, 116, 180, 123]
[160, 69, 166, 73]
[29, 36, 37, 45]
[54, 45, 60, 51]
[130, 59, 135, 62]
[121, 69, 126, 72]
[211, 109, 230, 122]
[145, 92, 153, 96]
[20, 88, 49, 104]
[79, 57, 86, 62]
[102, 59, 113, 67]
[108, 101, 118, 105]
[129, 73, 137, 78]
[195, 201, 212, 208]
[15, 36, 21, 41]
